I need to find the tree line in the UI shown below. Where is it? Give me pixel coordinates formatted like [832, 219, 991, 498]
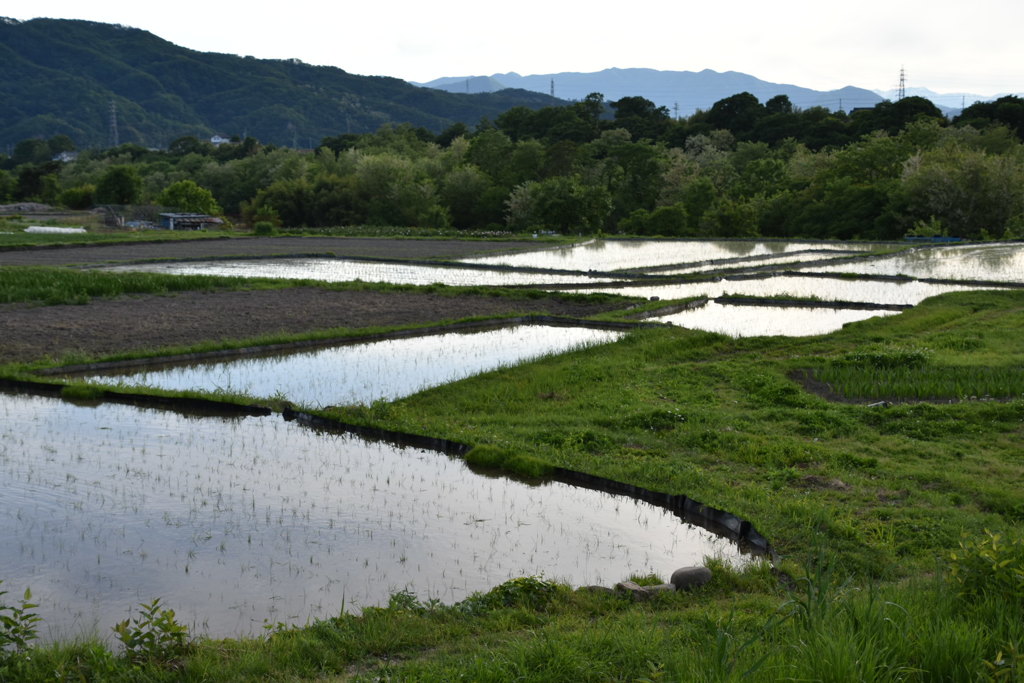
[3, 93, 1023, 240]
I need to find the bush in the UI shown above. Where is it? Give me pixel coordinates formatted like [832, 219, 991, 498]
[253, 221, 278, 236]
[948, 530, 1024, 604]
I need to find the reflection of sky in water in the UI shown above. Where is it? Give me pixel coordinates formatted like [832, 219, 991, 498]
[460, 239, 882, 271]
[79, 326, 622, 408]
[103, 258, 613, 286]
[655, 301, 899, 337]
[564, 276, 1009, 307]
[793, 243, 1024, 283]
[652, 250, 863, 275]
[1, 392, 742, 641]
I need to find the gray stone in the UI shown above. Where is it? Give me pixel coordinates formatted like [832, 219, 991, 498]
[614, 580, 647, 599]
[577, 585, 615, 595]
[670, 566, 713, 591]
[614, 580, 679, 601]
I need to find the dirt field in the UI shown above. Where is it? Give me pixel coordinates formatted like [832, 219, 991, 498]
[0, 236, 539, 267]
[0, 238, 627, 364]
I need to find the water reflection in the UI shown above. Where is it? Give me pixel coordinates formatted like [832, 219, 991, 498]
[0, 392, 744, 641]
[459, 239, 882, 271]
[103, 258, 613, 286]
[564, 275, 1008, 307]
[654, 301, 900, 337]
[794, 243, 1024, 283]
[76, 325, 623, 407]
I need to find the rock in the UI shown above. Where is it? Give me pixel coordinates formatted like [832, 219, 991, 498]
[577, 585, 615, 595]
[615, 580, 647, 600]
[670, 566, 712, 591]
[614, 581, 678, 601]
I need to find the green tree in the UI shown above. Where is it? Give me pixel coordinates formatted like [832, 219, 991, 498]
[158, 179, 222, 214]
[95, 165, 143, 204]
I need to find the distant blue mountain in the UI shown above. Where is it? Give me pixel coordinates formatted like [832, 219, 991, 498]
[873, 87, 1024, 117]
[415, 68, 883, 116]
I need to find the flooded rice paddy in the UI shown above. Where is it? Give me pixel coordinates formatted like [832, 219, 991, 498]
[76, 325, 623, 408]
[653, 301, 901, 337]
[1, 391, 744, 641]
[569, 275, 1008, 308]
[95, 239, 1024, 338]
[458, 239, 882, 272]
[793, 242, 1024, 283]
[103, 257, 613, 286]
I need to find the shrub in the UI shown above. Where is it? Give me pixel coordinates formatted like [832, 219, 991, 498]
[0, 582, 41, 661]
[948, 530, 1024, 604]
[253, 221, 278, 236]
[112, 598, 192, 667]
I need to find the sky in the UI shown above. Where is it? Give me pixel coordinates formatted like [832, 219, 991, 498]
[4, 0, 1022, 96]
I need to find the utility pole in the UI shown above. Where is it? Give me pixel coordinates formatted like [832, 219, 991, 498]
[108, 100, 119, 147]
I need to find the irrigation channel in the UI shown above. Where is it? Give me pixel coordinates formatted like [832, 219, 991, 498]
[7, 238, 1022, 641]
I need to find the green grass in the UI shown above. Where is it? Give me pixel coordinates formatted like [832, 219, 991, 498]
[0, 223, 239, 248]
[2, 288, 1023, 680]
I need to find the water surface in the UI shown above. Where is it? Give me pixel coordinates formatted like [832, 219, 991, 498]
[793, 242, 1024, 283]
[103, 258, 612, 286]
[77, 325, 622, 407]
[460, 239, 883, 272]
[1, 392, 744, 641]
[564, 276, 1008, 307]
[654, 301, 900, 337]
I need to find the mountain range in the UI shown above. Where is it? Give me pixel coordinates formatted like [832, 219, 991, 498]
[0, 18, 561, 150]
[418, 70, 1021, 118]
[416, 68, 883, 116]
[3, 17, 1018, 153]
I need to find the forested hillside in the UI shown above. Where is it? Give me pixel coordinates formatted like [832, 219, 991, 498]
[3, 80, 1023, 241]
[0, 17, 562, 149]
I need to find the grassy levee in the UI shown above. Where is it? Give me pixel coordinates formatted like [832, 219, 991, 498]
[3, 289, 1024, 681]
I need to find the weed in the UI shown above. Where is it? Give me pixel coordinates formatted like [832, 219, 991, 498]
[457, 576, 566, 614]
[0, 582, 41, 659]
[112, 598, 192, 667]
[949, 530, 1024, 605]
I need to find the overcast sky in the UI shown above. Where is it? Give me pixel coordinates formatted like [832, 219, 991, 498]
[4, 0, 1022, 96]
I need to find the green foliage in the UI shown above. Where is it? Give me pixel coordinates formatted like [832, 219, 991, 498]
[95, 165, 142, 205]
[0, 583, 41, 660]
[949, 531, 1024, 605]
[252, 220, 278, 235]
[458, 576, 566, 614]
[464, 445, 553, 477]
[57, 183, 96, 209]
[158, 179, 222, 214]
[112, 598, 192, 666]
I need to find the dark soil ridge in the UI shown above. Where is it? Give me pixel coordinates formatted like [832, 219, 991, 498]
[0, 236, 543, 267]
[715, 296, 911, 311]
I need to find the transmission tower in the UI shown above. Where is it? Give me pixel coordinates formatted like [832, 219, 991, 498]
[108, 100, 120, 147]
[550, 79, 555, 98]
[897, 67, 906, 101]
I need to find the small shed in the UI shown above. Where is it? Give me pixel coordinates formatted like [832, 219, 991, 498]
[158, 213, 223, 230]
